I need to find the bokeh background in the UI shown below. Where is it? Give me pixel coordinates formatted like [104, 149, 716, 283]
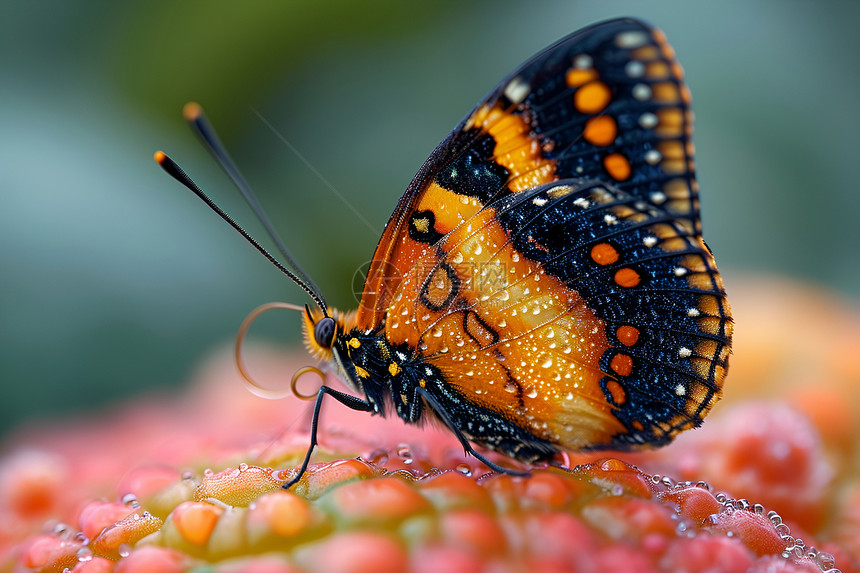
[2, 1, 859, 439]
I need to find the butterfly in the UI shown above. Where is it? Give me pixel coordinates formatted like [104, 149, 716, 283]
[156, 17, 732, 487]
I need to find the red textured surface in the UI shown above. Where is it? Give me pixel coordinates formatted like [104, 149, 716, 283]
[1, 277, 858, 573]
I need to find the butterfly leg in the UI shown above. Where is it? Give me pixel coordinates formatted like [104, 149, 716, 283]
[415, 387, 530, 477]
[282, 385, 374, 489]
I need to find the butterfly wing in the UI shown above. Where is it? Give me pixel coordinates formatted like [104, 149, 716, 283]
[357, 17, 700, 329]
[355, 18, 730, 454]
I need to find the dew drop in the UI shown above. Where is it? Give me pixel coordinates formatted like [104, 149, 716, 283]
[238, 462, 249, 472]
[455, 464, 472, 477]
[817, 552, 836, 569]
[121, 493, 140, 508]
[73, 532, 90, 545]
[397, 445, 414, 464]
[368, 450, 389, 466]
[76, 548, 94, 562]
[118, 544, 132, 558]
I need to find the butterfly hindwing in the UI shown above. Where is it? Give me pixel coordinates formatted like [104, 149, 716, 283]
[380, 179, 730, 454]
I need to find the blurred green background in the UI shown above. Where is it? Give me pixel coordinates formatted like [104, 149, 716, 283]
[2, 1, 859, 439]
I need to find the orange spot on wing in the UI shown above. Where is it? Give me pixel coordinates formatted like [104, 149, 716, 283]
[464, 312, 497, 348]
[590, 242, 619, 265]
[614, 268, 641, 288]
[646, 61, 670, 79]
[680, 84, 693, 105]
[652, 82, 680, 103]
[654, 28, 676, 60]
[609, 354, 633, 377]
[604, 379, 627, 404]
[603, 153, 631, 180]
[583, 115, 617, 146]
[631, 45, 659, 60]
[616, 326, 640, 346]
[655, 108, 684, 137]
[354, 365, 370, 379]
[566, 68, 598, 87]
[574, 81, 612, 114]
[421, 264, 458, 310]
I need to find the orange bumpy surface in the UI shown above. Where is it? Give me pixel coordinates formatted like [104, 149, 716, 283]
[1, 276, 858, 573]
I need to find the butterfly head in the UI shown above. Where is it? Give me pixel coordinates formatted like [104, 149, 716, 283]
[301, 305, 358, 363]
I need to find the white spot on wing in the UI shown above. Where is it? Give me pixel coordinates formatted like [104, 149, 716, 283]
[625, 60, 645, 77]
[645, 150, 662, 165]
[616, 30, 649, 49]
[639, 112, 658, 129]
[650, 191, 667, 204]
[574, 54, 593, 69]
[633, 84, 652, 101]
[504, 76, 531, 105]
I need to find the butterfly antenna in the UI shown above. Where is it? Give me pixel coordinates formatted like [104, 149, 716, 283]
[180, 101, 328, 311]
[154, 150, 328, 312]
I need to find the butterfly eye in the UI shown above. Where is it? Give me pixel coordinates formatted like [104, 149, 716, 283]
[314, 317, 337, 349]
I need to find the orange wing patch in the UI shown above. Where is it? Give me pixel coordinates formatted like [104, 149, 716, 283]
[384, 205, 627, 448]
[465, 104, 557, 192]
